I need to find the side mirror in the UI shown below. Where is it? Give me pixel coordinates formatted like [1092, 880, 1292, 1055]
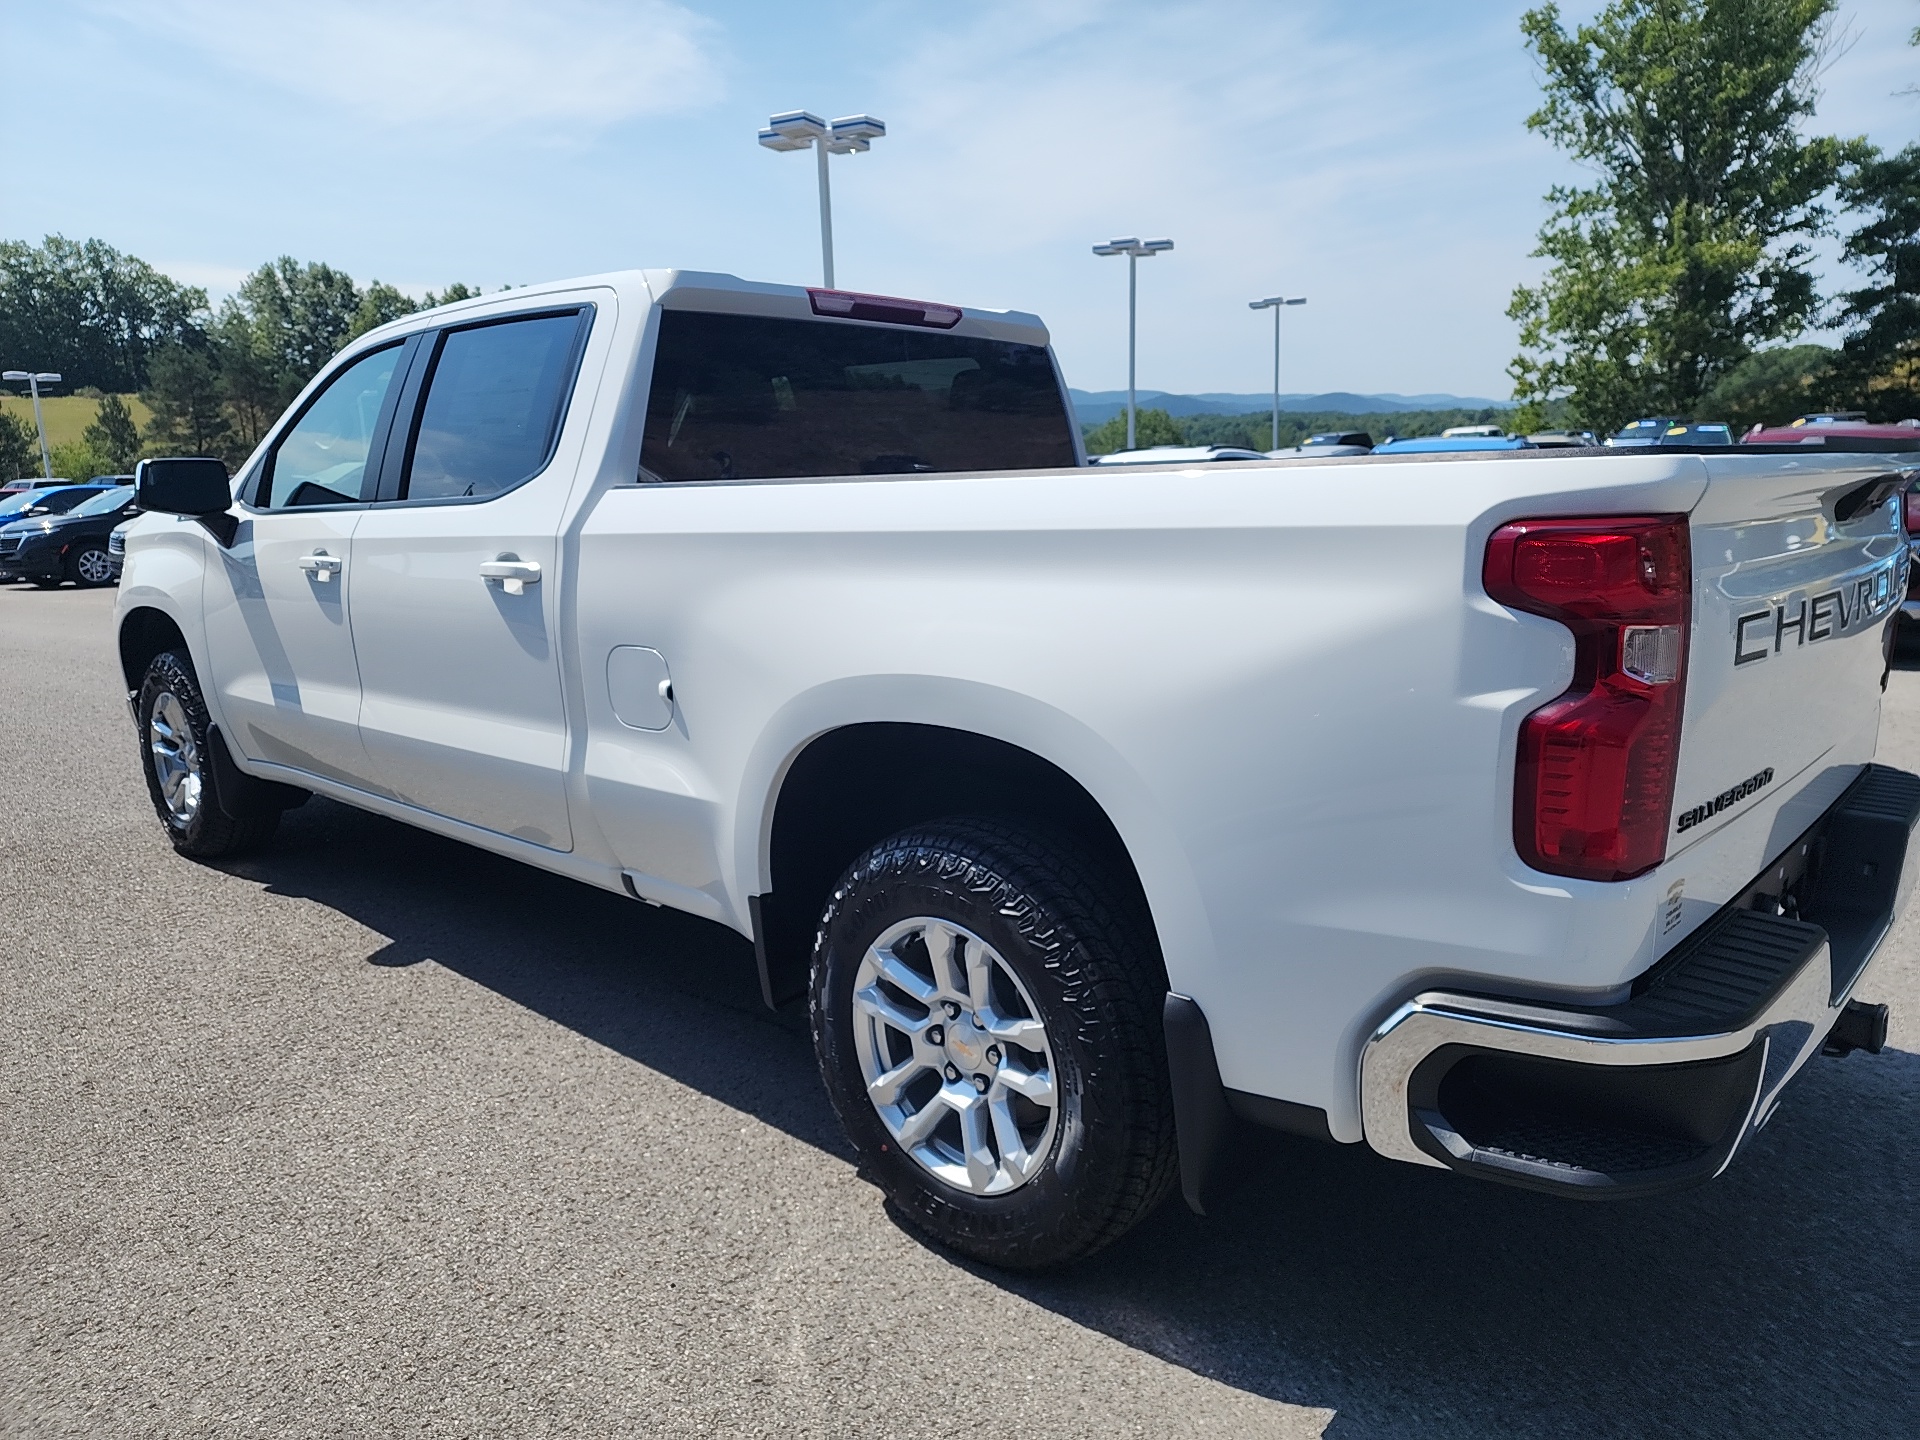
[136, 457, 237, 544]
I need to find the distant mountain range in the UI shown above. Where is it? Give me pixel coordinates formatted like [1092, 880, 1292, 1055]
[1067, 389, 1513, 425]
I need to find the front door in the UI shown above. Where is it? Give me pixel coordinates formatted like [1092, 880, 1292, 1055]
[201, 342, 406, 786]
[348, 308, 594, 851]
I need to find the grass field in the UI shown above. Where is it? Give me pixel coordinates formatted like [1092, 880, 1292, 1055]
[0, 394, 153, 452]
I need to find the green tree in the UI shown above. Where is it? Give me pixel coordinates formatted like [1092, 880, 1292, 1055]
[142, 343, 233, 460]
[1831, 144, 1920, 419]
[49, 439, 111, 481]
[1084, 407, 1186, 454]
[83, 393, 143, 472]
[349, 280, 418, 341]
[209, 303, 286, 454]
[425, 282, 480, 307]
[1508, 1, 1860, 432]
[0, 409, 38, 481]
[1696, 342, 1834, 427]
[0, 235, 208, 392]
[227, 257, 364, 406]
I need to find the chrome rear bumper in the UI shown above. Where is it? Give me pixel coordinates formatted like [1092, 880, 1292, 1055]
[1359, 764, 1920, 1197]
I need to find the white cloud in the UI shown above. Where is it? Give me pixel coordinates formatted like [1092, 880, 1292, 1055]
[83, 0, 722, 130]
[826, 0, 1556, 393]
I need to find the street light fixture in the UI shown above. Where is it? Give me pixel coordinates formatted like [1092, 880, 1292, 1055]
[758, 110, 886, 289]
[3, 370, 62, 480]
[1091, 238, 1173, 451]
[1247, 297, 1306, 451]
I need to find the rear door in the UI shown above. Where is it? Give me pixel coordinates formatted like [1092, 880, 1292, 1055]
[1674, 455, 1908, 858]
[202, 341, 407, 784]
[347, 304, 598, 851]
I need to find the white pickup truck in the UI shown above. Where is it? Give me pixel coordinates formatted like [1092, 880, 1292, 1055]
[115, 270, 1920, 1268]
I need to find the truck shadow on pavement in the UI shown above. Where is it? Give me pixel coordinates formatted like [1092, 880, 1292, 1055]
[233, 797, 1918, 1440]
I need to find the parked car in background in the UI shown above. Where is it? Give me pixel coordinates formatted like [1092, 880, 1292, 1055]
[1526, 430, 1599, 448]
[0, 483, 114, 530]
[0, 484, 140, 587]
[107, 515, 137, 582]
[1743, 415, 1920, 451]
[1607, 418, 1733, 447]
[1440, 424, 1505, 439]
[1606, 418, 1687, 446]
[1088, 444, 1268, 465]
[3, 478, 63, 494]
[1267, 431, 1373, 458]
[1373, 433, 1533, 454]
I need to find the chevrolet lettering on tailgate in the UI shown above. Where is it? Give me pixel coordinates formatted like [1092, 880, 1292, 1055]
[1733, 560, 1901, 666]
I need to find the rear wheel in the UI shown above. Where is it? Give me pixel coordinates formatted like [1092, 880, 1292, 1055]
[811, 818, 1176, 1269]
[137, 649, 280, 857]
[68, 542, 114, 587]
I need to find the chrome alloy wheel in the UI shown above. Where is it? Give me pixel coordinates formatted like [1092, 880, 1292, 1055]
[148, 690, 203, 825]
[74, 547, 113, 584]
[851, 917, 1058, 1196]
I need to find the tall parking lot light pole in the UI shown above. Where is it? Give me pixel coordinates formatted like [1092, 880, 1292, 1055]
[3, 370, 62, 479]
[758, 111, 886, 289]
[1247, 297, 1305, 450]
[1091, 238, 1173, 450]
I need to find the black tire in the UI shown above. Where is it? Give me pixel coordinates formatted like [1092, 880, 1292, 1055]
[136, 649, 280, 858]
[811, 818, 1177, 1269]
[67, 542, 114, 588]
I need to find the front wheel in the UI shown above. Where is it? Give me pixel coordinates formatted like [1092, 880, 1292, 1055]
[811, 818, 1177, 1269]
[68, 542, 114, 588]
[136, 649, 280, 857]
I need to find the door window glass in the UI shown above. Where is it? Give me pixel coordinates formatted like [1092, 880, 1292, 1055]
[639, 310, 1077, 481]
[262, 344, 403, 509]
[402, 311, 587, 501]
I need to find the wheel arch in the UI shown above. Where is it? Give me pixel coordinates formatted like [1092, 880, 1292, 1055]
[118, 605, 193, 695]
[737, 678, 1215, 1009]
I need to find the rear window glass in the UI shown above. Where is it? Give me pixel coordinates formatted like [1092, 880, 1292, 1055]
[404, 310, 588, 501]
[640, 310, 1075, 481]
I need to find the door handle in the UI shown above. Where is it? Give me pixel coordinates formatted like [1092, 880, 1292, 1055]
[298, 550, 343, 581]
[479, 556, 542, 596]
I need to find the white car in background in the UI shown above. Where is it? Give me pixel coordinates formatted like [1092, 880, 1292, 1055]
[1087, 443, 1268, 465]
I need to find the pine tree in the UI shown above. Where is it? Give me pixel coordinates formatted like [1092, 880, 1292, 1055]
[83, 393, 143, 472]
[141, 343, 233, 460]
[0, 409, 37, 482]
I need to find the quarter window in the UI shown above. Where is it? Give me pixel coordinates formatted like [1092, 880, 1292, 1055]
[261, 344, 404, 509]
[401, 311, 588, 501]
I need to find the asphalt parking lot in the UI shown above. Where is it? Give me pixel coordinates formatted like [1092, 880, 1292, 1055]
[2, 585, 1915, 1439]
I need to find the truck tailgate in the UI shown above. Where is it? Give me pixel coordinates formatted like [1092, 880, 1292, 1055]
[1673, 456, 1907, 866]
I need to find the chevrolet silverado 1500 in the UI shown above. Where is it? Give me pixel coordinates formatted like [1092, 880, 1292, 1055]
[115, 270, 1919, 1268]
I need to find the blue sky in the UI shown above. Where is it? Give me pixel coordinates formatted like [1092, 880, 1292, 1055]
[3, 0, 1916, 398]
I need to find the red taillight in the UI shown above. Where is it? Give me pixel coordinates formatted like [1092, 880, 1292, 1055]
[1484, 516, 1691, 882]
[1902, 485, 1920, 536]
[807, 288, 963, 329]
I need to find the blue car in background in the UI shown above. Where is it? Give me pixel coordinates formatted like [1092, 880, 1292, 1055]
[0, 483, 116, 527]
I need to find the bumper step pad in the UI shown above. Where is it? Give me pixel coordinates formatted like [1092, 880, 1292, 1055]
[1367, 764, 1920, 1199]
